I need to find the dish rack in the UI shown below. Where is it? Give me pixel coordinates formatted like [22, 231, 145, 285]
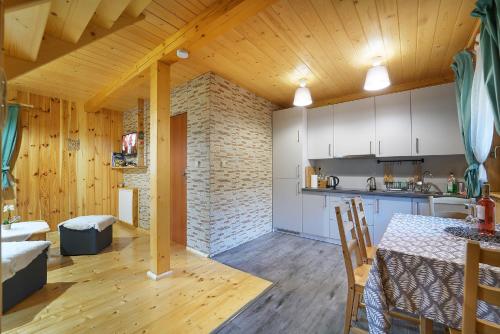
[384, 181, 415, 192]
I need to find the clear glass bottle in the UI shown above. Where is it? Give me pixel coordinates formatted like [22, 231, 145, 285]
[477, 183, 496, 235]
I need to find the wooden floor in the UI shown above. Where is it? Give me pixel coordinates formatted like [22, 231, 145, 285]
[213, 232, 447, 334]
[2, 224, 271, 334]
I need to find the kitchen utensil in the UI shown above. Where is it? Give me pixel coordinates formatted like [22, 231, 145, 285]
[305, 167, 315, 188]
[327, 176, 339, 189]
[367, 177, 376, 191]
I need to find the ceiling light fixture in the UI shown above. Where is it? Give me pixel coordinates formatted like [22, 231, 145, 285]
[293, 78, 312, 107]
[176, 49, 189, 59]
[364, 56, 390, 91]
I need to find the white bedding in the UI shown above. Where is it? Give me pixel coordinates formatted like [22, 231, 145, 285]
[58, 215, 115, 232]
[2, 221, 50, 242]
[2, 241, 51, 282]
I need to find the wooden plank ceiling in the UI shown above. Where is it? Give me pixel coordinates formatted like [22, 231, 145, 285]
[7, 0, 479, 111]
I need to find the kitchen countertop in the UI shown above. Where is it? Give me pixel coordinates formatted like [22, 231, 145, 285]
[302, 187, 466, 199]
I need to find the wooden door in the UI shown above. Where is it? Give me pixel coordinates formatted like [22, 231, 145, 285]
[171, 113, 187, 246]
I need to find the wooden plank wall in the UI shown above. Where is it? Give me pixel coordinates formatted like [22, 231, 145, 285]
[5, 91, 123, 230]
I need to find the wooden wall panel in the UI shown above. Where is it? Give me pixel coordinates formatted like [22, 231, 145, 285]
[6, 91, 123, 230]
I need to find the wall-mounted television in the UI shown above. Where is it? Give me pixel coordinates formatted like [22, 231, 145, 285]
[122, 132, 138, 156]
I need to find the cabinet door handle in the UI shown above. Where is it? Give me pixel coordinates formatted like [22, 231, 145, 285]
[369, 141, 372, 155]
[296, 164, 300, 178]
[297, 182, 300, 195]
[297, 130, 300, 143]
[328, 143, 331, 157]
[324, 195, 327, 208]
[376, 199, 380, 213]
[378, 141, 381, 155]
[416, 138, 419, 154]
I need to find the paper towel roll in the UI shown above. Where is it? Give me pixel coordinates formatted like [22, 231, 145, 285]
[311, 175, 318, 188]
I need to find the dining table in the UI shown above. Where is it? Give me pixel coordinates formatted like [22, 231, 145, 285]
[364, 213, 500, 334]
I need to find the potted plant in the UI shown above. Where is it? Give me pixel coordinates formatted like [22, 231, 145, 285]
[2, 204, 15, 230]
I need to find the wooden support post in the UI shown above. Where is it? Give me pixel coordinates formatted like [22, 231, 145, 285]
[137, 98, 145, 167]
[1, 0, 4, 319]
[147, 60, 171, 280]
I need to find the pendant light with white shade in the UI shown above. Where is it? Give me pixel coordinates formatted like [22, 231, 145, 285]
[293, 78, 312, 106]
[364, 57, 391, 91]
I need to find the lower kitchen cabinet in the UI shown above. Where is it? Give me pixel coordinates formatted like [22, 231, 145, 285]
[273, 179, 302, 233]
[302, 193, 329, 238]
[372, 197, 413, 245]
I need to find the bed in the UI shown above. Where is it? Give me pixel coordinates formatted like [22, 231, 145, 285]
[1, 221, 50, 242]
[58, 215, 115, 256]
[2, 241, 51, 312]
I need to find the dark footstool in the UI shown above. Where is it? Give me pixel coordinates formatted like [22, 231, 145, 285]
[3, 246, 49, 313]
[60, 224, 113, 256]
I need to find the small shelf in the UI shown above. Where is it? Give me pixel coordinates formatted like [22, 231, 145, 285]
[111, 165, 147, 170]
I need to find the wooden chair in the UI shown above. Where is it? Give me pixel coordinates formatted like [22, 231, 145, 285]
[337, 200, 423, 334]
[428, 196, 470, 219]
[351, 197, 376, 264]
[450, 241, 500, 334]
[335, 201, 371, 334]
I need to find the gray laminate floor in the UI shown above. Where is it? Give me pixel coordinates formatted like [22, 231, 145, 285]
[212, 232, 446, 334]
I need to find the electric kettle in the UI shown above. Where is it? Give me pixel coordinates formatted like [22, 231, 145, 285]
[327, 176, 339, 189]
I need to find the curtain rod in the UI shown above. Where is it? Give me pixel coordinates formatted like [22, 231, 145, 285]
[6, 102, 34, 109]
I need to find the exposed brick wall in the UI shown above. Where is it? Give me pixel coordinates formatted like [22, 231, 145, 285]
[123, 72, 276, 256]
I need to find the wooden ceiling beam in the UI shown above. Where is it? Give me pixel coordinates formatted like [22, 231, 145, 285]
[125, 0, 152, 18]
[5, 14, 145, 80]
[84, 0, 278, 113]
[312, 76, 455, 108]
[5, 0, 48, 13]
[92, 0, 134, 29]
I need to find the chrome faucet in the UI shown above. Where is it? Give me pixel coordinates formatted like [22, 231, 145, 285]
[419, 170, 443, 193]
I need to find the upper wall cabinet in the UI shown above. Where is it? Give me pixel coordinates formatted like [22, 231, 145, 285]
[273, 107, 304, 179]
[334, 97, 375, 157]
[375, 91, 412, 157]
[307, 105, 334, 159]
[411, 83, 464, 156]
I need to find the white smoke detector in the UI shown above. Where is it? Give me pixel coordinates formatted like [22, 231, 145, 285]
[176, 49, 189, 59]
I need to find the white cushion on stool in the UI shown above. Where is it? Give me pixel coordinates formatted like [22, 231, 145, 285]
[58, 215, 115, 232]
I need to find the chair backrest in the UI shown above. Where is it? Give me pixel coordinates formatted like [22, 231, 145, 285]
[428, 196, 469, 219]
[351, 197, 372, 263]
[462, 241, 500, 333]
[335, 201, 363, 289]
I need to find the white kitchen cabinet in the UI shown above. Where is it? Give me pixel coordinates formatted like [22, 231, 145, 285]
[307, 106, 334, 159]
[375, 91, 412, 157]
[334, 97, 376, 157]
[273, 107, 304, 179]
[373, 197, 413, 245]
[411, 83, 464, 156]
[302, 193, 329, 237]
[273, 179, 302, 232]
[413, 198, 430, 216]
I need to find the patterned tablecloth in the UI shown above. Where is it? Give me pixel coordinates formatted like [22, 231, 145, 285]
[364, 214, 500, 333]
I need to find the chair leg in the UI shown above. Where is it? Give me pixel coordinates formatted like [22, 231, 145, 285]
[344, 287, 355, 334]
[352, 292, 361, 321]
[419, 316, 433, 334]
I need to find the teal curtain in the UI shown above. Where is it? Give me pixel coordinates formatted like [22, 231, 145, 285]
[451, 51, 480, 197]
[2, 105, 20, 190]
[472, 0, 500, 135]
